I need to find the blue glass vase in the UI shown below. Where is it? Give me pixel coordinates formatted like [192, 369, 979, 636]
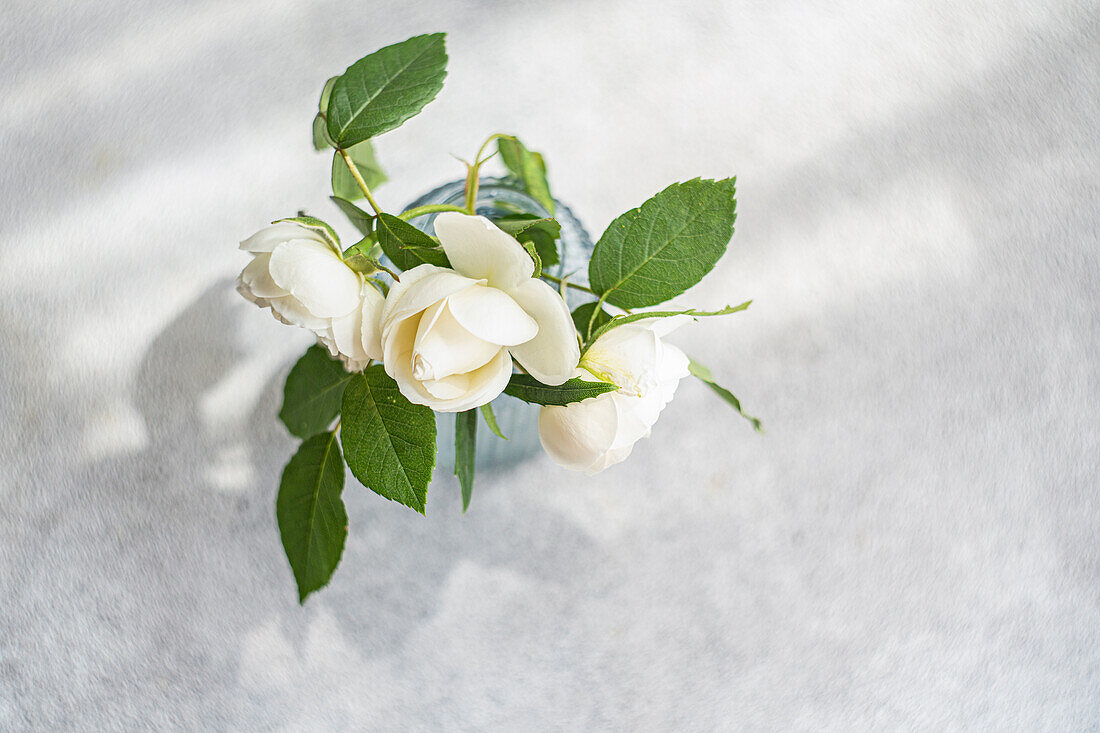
[402, 177, 594, 470]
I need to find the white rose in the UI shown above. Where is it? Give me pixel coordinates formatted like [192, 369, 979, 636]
[238, 221, 384, 371]
[380, 212, 579, 412]
[537, 317, 690, 474]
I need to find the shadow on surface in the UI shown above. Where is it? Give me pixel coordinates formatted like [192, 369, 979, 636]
[3, 278, 600, 726]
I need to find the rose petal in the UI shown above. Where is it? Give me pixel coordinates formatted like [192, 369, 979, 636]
[390, 339, 513, 413]
[505, 278, 580, 385]
[317, 326, 368, 372]
[538, 395, 620, 472]
[623, 389, 663, 432]
[464, 349, 516, 409]
[316, 326, 340, 357]
[240, 222, 326, 253]
[434, 213, 534, 291]
[382, 315, 420, 381]
[413, 300, 501, 381]
[581, 324, 660, 396]
[268, 295, 331, 332]
[420, 371, 471, 400]
[424, 349, 514, 412]
[632, 314, 694, 337]
[381, 266, 481, 334]
[446, 283, 538, 347]
[380, 264, 438, 336]
[331, 305, 367, 363]
[655, 340, 690, 404]
[268, 240, 362, 318]
[359, 282, 386, 361]
[239, 253, 289, 298]
[537, 364, 669, 475]
[239, 253, 288, 301]
[609, 391, 658, 445]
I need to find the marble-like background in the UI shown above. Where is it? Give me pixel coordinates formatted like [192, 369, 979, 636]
[2, 1, 1097, 730]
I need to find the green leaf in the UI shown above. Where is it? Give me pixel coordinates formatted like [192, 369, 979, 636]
[311, 77, 340, 150]
[279, 345, 354, 439]
[530, 232, 559, 267]
[570, 302, 613, 341]
[522, 229, 559, 268]
[274, 215, 340, 250]
[489, 200, 528, 216]
[499, 138, 546, 178]
[346, 256, 381, 275]
[504, 374, 617, 406]
[492, 215, 559, 240]
[319, 75, 338, 111]
[589, 178, 737, 309]
[332, 142, 387, 201]
[480, 403, 507, 440]
[497, 137, 523, 175]
[330, 196, 374, 237]
[277, 431, 348, 603]
[584, 301, 752, 351]
[519, 239, 542, 278]
[688, 359, 763, 433]
[455, 409, 477, 512]
[342, 235, 380, 258]
[312, 114, 332, 150]
[497, 136, 554, 214]
[367, 277, 389, 297]
[341, 365, 437, 514]
[326, 33, 448, 148]
[341, 239, 383, 276]
[376, 213, 450, 270]
[493, 214, 560, 267]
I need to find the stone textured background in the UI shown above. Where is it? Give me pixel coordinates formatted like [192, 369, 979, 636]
[2, 1, 1097, 730]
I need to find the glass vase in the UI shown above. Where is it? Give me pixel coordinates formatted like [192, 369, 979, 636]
[402, 177, 594, 470]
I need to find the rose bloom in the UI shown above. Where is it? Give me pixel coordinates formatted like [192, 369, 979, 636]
[538, 316, 691, 474]
[380, 213, 579, 412]
[237, 221, 383, 371]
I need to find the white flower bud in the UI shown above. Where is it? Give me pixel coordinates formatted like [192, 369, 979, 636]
[538, 318, 690, 474]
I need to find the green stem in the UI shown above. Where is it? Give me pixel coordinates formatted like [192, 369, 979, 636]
[464, 133, 514, 213]
[587, 292, 610, 341]
[540, 273, 597, 295]
[475, 133, 512, 165]
[375, 263, 399, 280]
[464, 162, 478, 213]
[338, 149, 382, 215]
[397, 204, 470, 221]
[578, 364, 608, 382]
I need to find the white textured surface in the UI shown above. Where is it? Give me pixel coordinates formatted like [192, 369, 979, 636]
[2, 1, 1098, 730]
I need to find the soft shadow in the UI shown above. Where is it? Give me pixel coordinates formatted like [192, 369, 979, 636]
[5, 277, 600, 724]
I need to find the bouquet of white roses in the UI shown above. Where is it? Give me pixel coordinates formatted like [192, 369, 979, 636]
[239, 33, 761, 602]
